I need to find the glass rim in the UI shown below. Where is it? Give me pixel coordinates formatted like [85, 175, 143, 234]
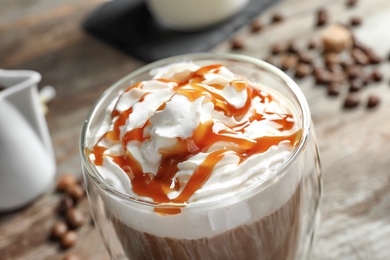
[80, 52, 311, 209]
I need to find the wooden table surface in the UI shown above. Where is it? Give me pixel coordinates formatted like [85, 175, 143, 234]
[1, 0, 390, 259]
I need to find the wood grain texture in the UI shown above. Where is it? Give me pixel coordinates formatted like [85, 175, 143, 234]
[1, 0, 389, 259]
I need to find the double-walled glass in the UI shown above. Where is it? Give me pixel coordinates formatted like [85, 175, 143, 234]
[80, 53, 322, 260]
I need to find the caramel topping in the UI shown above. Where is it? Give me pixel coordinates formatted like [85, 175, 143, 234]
[89, 64, 301, 214]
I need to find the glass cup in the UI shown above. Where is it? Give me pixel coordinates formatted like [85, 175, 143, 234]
[80, 53, 322, 260]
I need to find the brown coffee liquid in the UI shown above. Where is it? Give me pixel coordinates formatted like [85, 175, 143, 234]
[111, 181, 302, 260]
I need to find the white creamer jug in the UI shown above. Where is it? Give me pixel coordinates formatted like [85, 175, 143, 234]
[0, 69, 56, 211]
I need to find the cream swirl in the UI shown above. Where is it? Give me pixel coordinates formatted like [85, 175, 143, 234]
[89, 62, 300, 210]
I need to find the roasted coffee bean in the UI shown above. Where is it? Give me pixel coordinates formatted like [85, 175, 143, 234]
[51, 221, 68, 239]
[298, 51, 313, 64]
[314, 68, 332, 85]
[0, 85, 6, 91]
[345, 65, 362, 80]
[316, 8, 328, 27]
[66, 184, 85, 203]
[371, 70, 383, 82]
[307, 40, 317, 50]
[324, 52, 340, 65]
[287, 42, 300, 54]
[329, 72, 346, 84]
[350, 16, 362, 27]
[56, 175, 78, 193]
[326, 63, 343, 74]
[280, 55, 298, 71]
[61, 231, 78, 249]
[365, 49, 382, 64]
[271, 42, 288, 55]
[58, 196, 74, 216]
[230, 38, 245, 50]
[351, 48, 369, 65]
[62, 254, 80, 260]
[346, 0, 358, 8]
[343, 94, 360, 108]
[66, 208, 85, 229]
[295, 64, 311, 78]
[251, 20, 263, 33]
[349, 78, 364, 92]
[327, 83, 341, 96]
[271, 12, 284, 23]
[367, 95, 380, 108]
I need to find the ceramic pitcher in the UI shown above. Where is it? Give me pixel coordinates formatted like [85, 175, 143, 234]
[0, 69, 56, 211]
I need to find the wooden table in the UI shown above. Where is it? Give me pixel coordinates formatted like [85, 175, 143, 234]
[1, 0, 389, 259]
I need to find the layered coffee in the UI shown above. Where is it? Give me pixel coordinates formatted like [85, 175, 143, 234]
[86, 62, 303, 259]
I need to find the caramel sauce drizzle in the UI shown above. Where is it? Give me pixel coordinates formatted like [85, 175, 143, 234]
[89, 64, 301, 214]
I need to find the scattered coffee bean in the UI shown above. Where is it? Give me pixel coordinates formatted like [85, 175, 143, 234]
[322, 24, 353, 53]
[371, 70, 383, 82]
[295, 64, 311, 78]
[307, 40, 317, 50]
[345, 65, 362, 80]
[349, 78, 364, 92]
[346, 0, 358, 8]
[0, 85, 6, 91]
[327, 83, 341, 96]
[280, 54, 298, 71]
[66, 208, 85, 229]
[324, 52, 340, 65]
[62, 254, 80, 260]
[58, 197, 74, 216]
[314, 68, 332, 85]
[316, 8, 328, 27]
[66, 184, 85, 203]
[298, 52, 313, 64]
[329, 72, 346, 84]
[351, 48, 369, 65]
[287, 42, 300, 54]
[51, 221, 68, 239]
[230, 38, 245, 50]
[271, 42, 288, 55]
[365, 49, 382, 64]
[366, 95, 380, 108]
[350, 16, 362, 27]
[271, 12, 284, 23]
[61, 231, 78, 249]
[343, 93, 360, 108]
[56, 175, 78, 193]
[251, 20, 263, 33]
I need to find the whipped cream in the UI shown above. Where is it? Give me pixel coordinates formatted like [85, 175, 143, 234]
[89, 62, 300, 208]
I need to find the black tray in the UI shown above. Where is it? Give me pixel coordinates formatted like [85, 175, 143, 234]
[83, 0, 278, 62]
